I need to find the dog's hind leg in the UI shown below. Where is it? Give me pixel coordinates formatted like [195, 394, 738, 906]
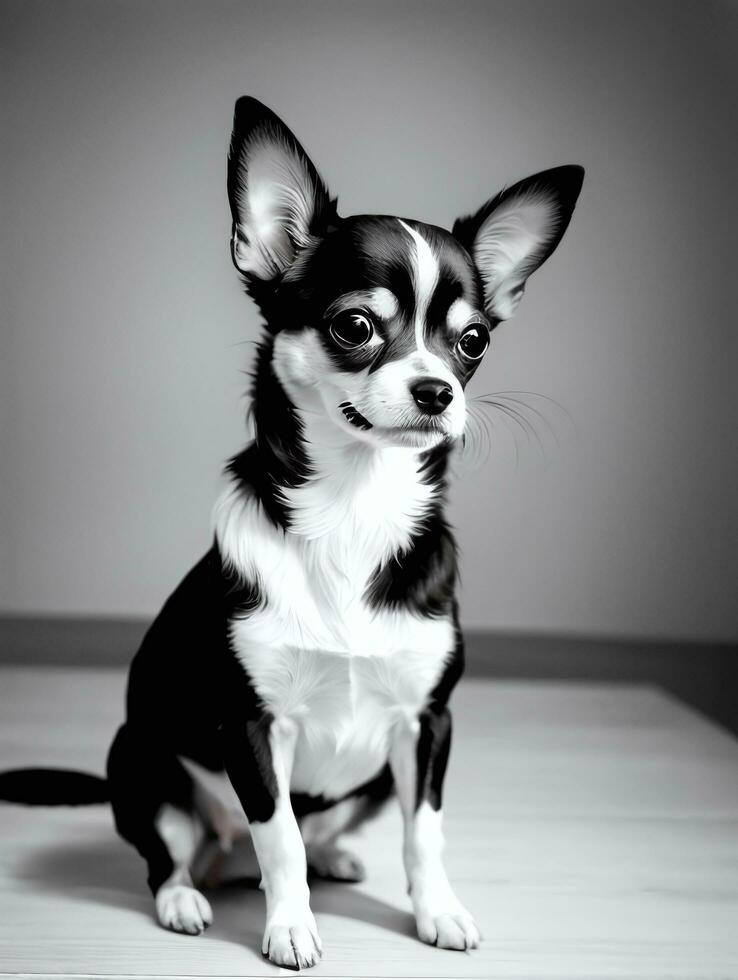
[107, 723, 213, 935]
[301, 768, 393, 882]
[153, 802, 212, 935]
[302, 799, 369, 882]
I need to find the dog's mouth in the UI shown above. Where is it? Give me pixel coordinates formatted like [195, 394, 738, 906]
[339, 402, 373, 431]
[339, 401, 453, 446]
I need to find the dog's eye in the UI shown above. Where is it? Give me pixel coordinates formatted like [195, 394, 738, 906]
[456, 325, 489, 362]
[330, 310, 374, 350]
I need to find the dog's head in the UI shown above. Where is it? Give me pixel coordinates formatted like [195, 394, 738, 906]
[228, 97, 583, 452]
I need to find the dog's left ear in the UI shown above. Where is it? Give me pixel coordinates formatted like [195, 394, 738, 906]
[453, 165, 584, 321]
[227, 97, 337, 280]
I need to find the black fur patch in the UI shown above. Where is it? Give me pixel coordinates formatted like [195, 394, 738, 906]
[291, 764, 393, 819]
[364, 443, 457, 619]
[415, 707, 452, 811]
[414, 609, 465, 812]
[365, 509, 457, 618]
[227, 335, 312, 530]
[222, 713, 279, 824]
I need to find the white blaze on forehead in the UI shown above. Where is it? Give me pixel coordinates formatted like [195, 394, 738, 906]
[398, 219, 439, 353]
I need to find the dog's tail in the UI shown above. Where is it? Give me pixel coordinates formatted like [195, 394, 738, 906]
[0, 767, 109, 805]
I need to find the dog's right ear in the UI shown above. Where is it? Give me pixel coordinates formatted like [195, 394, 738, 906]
[453, 165, 584, 322]
[227, 97, 336, 281]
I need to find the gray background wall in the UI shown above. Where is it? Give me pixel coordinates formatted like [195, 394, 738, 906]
[2, 0, 736, 643]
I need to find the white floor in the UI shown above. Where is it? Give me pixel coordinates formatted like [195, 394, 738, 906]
[1, 667, 738, 978]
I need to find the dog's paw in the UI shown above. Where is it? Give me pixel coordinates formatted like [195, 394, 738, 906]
[307, 843, 366, 882]
[417, 908, 481, 949]
[156, 883, 213, 935]
[263, 908, 322, 970]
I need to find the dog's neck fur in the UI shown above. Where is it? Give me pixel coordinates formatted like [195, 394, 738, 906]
[234, 335, 451, 541]
[217, 336, 456, 620]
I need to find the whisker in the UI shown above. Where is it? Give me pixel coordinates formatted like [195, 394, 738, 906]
[470, 385, 579, 462]
[488, 394, 560, 449]
[480, 389, 577, 434]
[482, 400, 537, 450]
[476, 398, 547, 459]
[460, 404, 494, 470]
[227, 339, 262, 350]
[471, 400, 520, 469]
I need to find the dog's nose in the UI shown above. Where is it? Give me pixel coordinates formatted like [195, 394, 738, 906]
[410, 377, 454, 415]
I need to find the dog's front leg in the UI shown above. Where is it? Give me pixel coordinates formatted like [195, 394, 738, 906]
[390, 706, 481, 950]
[223, 713, 321, 969]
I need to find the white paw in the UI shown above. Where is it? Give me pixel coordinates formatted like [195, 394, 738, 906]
[307, 844, 366, 882]
[263, 907, 322, 970]
[414, 892, 481, 950]
[156, 883, 213, 935]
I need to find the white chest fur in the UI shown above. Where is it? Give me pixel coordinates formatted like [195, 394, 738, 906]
[227, 635, 452, 797]
[214, 441, 454, 798]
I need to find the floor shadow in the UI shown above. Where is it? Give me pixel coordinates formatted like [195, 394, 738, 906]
[214, 874, 416, 944]
[15, 830, 153, 916]
[15, 832, 416, 950]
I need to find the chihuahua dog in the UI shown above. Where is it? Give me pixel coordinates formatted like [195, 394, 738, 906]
[0, 98, 582, 969]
